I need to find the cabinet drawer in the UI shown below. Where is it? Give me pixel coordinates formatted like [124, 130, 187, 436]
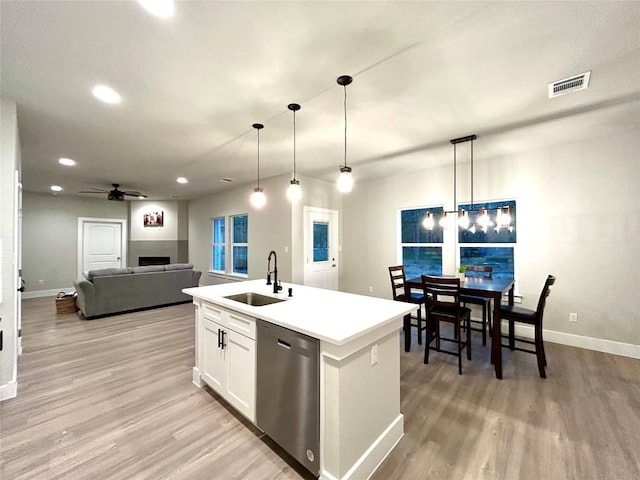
[202, 302, 226, 326]
[228, 310, 256, 340]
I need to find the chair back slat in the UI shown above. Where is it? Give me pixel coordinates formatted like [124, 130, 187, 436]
[388, 265, 408, 300]
[421, 275, 463, 314]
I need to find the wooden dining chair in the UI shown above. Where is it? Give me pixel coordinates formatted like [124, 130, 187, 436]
[421, 275, 472, 375]
[388, 266, 426, 345]
[500, 275, 556, 378]
[460, 265, 493, 346]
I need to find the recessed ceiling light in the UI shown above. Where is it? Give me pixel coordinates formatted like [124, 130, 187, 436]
[92, 85, 121, 104]
[58, 157, 76, 166]
[50, 185, 63, 192]
[176, 177, 188, 184]
[137, 0, 175, 18]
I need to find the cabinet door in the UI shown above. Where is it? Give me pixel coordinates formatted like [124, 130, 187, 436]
[202, 319, 227, 393]
[225, 329, 256, 422]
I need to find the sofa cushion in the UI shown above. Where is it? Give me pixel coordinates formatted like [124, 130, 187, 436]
[163, 263, 193, 271]
[87, 267, 133, 281]
[131, 265, 165, 274]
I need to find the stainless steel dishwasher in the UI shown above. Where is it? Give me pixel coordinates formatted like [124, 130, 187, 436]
[256, 319, 320, 476]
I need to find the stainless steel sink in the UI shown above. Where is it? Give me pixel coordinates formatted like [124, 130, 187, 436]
[224, 292, 286, 306]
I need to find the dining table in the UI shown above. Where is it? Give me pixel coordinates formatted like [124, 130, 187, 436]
[405, 275, 515, 379]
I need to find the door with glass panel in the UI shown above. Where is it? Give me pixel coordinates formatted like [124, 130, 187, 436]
[303, 207, 339, 290]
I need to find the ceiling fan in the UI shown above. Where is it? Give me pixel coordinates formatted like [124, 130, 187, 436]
[78, 183, 147, 201]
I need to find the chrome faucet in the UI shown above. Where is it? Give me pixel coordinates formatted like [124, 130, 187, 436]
[266, 250, 282, 294]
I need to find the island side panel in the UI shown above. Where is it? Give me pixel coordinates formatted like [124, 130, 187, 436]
[192, 299, 204, 387]
[320, 330, 403, 479]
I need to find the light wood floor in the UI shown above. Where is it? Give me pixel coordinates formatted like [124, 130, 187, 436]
[1, 299, 639, 479]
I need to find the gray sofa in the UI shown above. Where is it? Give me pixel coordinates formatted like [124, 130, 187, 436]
[73, 263, 201, 319]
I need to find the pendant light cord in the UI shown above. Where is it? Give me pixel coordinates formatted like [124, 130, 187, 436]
[453, 142, 457, 210]
[256, 128, 260, 189]
[470, 138, 474, 209]
[343, 84, 348, 168]
[293, 109, 297, 180]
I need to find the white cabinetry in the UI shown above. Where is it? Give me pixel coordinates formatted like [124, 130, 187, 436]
[186, 280, 415, 480]
[199, 301, 256, 422]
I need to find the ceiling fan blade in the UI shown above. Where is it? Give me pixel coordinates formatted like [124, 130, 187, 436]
[122, 191, 147, 197]
[78, 189, 109, 194]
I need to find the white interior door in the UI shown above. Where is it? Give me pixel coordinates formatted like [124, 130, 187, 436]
[78, 218, 127, 277]
[303, 207, 339, 290]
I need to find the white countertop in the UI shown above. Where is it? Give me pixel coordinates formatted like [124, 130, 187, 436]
[183, 279, 416, 346]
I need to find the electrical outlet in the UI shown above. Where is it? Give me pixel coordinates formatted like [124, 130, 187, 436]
[371, 344, 378, 366]
[569, 312, 578, 323]
[368, 286, 373, 293]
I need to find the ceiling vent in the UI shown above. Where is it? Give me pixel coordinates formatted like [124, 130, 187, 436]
[548, 71, 591, 98]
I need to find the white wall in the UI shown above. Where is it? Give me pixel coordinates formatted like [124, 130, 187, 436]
[342, 127, 640, 349]
[189, 175, 294, 285]
[129, 200, 180, 241]
[188, 174, 342, 286]
[22, 193, 128, 293]
[0, 99, 19, 400]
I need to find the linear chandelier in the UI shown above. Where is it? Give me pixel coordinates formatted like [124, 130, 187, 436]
[423, 134, 512, 232]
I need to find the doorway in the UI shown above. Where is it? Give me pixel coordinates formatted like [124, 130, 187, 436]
[303, 207, 339, 290]
[77, 218, 127, 278]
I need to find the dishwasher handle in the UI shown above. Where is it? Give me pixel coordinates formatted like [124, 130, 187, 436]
[277, 339, 291, 350]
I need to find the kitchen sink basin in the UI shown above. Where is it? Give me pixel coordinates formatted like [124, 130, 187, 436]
[224, 292, 286, 306]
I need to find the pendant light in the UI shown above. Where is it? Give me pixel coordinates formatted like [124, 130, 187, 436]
[287, 103, 302, 202]
[336, 75, 354, 193]
[250, 123, 266, 209]
[422, 212, 435, 230]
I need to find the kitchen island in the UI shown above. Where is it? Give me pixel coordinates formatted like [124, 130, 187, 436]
[184, 279, 415, 480]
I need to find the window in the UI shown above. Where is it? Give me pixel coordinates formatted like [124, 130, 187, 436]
[212, 217, 225, 272]
[399, 206, 444, 278]
[458, 200, 516, 279]
[231, 214, 248, 275]
[313, 221, 329, 262]
[460, 246, 514, 279]
[211, 214, 248, 276]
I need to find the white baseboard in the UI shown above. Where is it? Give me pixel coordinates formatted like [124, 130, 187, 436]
[505, 322, 640, 360]
[22, 287, 73, 299]
[0, 381, 17, 402]
[320, 413, 403, 480]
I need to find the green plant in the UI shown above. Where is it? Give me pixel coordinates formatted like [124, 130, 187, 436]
[458, 265, 467, 273]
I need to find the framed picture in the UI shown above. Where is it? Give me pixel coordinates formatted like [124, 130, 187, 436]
[143, 210, 164, 227]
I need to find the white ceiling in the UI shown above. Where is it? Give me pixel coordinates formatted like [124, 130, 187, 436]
[2, 1, 639, 201]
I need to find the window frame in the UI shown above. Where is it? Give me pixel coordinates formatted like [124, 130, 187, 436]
[210, 213, 249, 277]
[397, 205, 445, 278]
[211, 216, 226, 274]
[456, 199, 517, 281]
[230, 213, 248, 277]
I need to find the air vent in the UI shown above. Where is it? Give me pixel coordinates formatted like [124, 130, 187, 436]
[548, 71, 591, 98]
